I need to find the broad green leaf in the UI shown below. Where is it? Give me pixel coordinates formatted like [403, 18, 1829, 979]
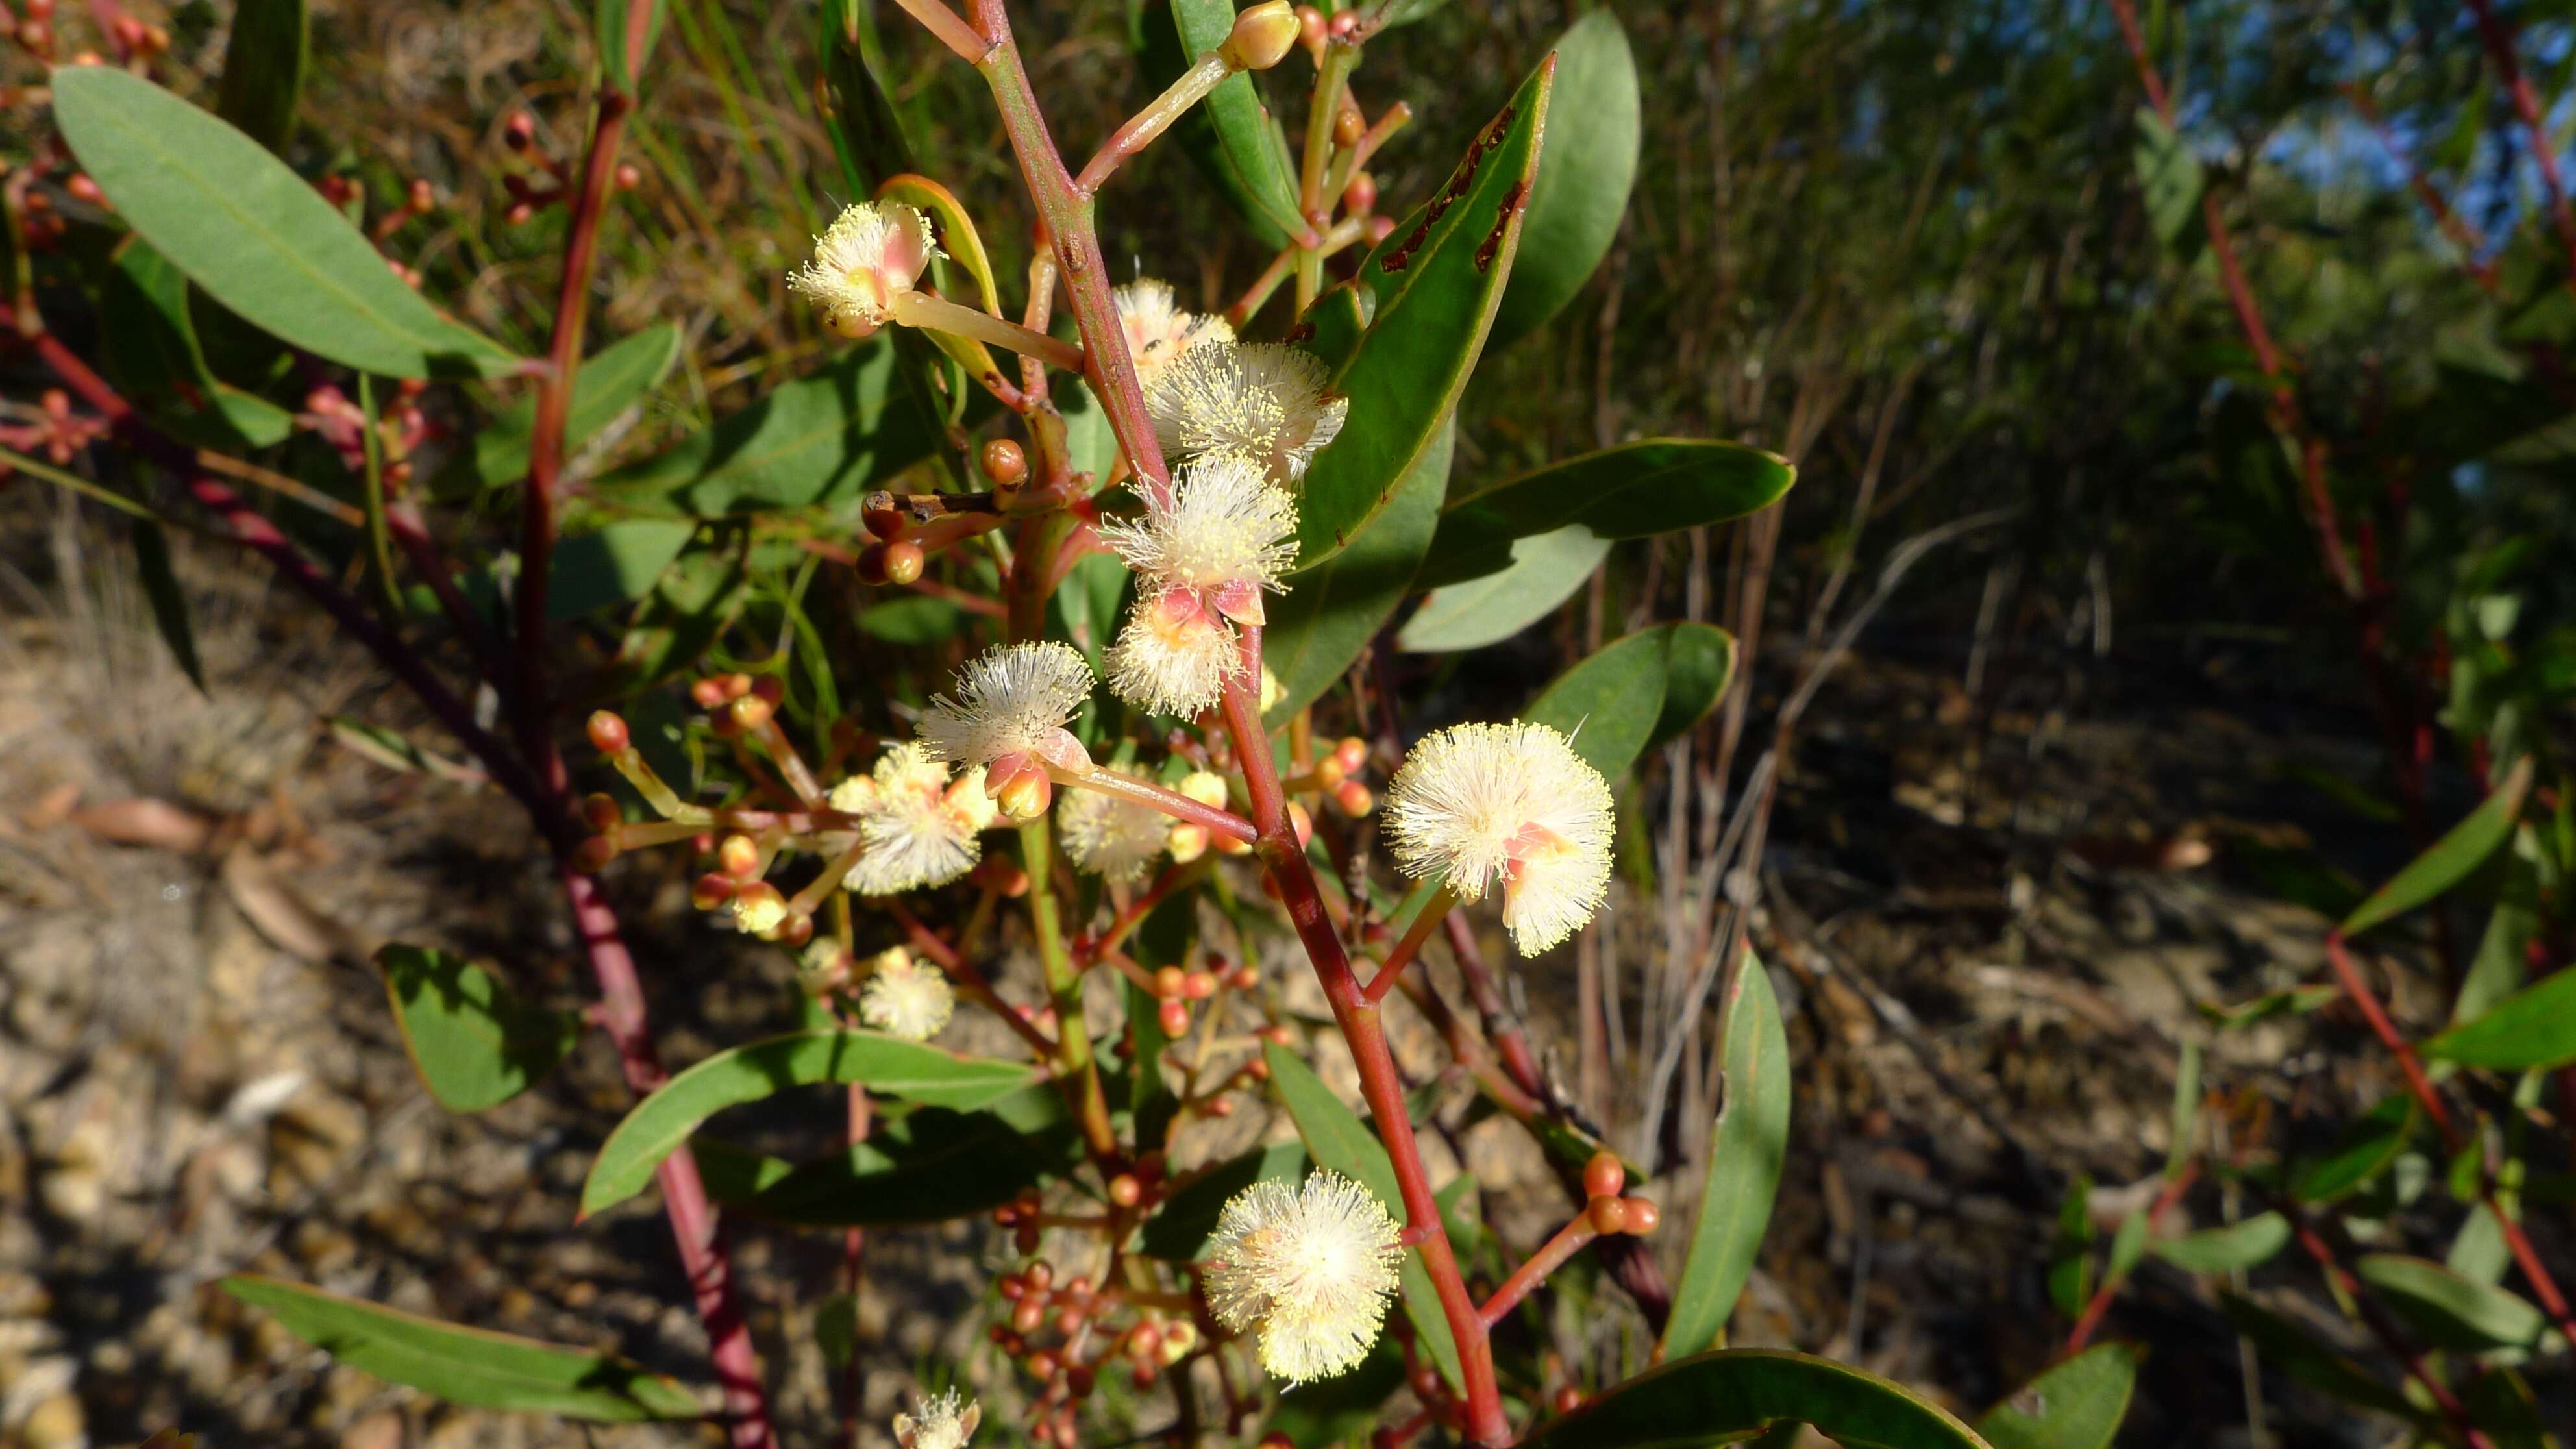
[2423, 968, 2576, 1071]
[600, 540, 750, 693]
[1262, 1041, 1463, 1390]
[1133, 0, 1304, 247]
[1661, 954, 1789, 1359]
[378, 945, 584, 1114]
[98, 239, 294, 450]
[581, 1030, 1042, 1216]
[52, 67, 516, 379]
[1367, 0, 1452, 27]
[1650, 623, 1738, 753]
[1398, 525, 1610, 653]
[436, 325, 681, 497]
[1418, 441, 1797, 590]
[2218, 1293, 2433, 1426]
[2150, 1213, 2289, 1274]
[214, 0, 308, 153]
[220, 1276, 701, 1420]
[2342, 757, 2533, 937]
[745, 1089, 1081, 1226]
[590, 340, 941, 514]
[595, 0, 666, 93]
[1139, 1141, 1307, 1260]
[1975, 1343, 2140, 1449]
[2455, 850, 2540, 1026]
[1489, 10, 1637, 347]
[1524, 623, 1737, 782]
[2048, 1177, 2095, 1319]
[814, 1294, 861, 1367]
[2448, 1203, 2512, 1285]
[2105, 1208, 2150, 1283]
[1261, 414, 1453, 723]
[860, 595, 965, 645]
[545, 521, 695, 621]
[1522, 1350, 1990, 1449]
[130, 521, 206, 695]
[1294, 58, 1552, 567]
[2355, 1254, 2552, 1353]
[2132, 109, 2203, 260]
[2291, 1094, 2417, 1204]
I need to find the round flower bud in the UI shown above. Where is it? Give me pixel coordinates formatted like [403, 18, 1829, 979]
[691, 873, 736, 910]
[1221, 0, 1300, 70]
[982, 438, 1028, 486]
[892, 1391, 981, 1449]
[580, 793, 623, 830]
[1586, 1196, 1629, 1235]
[1620, 1197, 1661, 1235]
[586, 710, 630, 753]
[883, 541, 925, 585]
[1158, 998, 1191, 1036]
[1581, 1150, 1624, 1200]
[572, 835, 615, 873]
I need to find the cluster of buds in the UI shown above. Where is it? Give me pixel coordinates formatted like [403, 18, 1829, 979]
[10, 179, 72, 251]
[298, 381, 430, 482]
[982, 1225, 1203, 1444]
[500, 109, 643, 223]
[1287, 734, 1376, 819]
[1576, 1150, 1660, 1238]
[3, 0, 164, 63]
[0, 388, 109, 467]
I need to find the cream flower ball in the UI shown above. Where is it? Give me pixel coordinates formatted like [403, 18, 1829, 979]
[1381, 721, 1616, 955]
[1203, 1170, 1403, 1385]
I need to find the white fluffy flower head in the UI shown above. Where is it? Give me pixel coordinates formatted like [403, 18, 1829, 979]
[832, 744, 997, 896]
[1116, 279, 1235, 392]
[1102, 451, 1299, 601]
[1098, 452, 1296, 717]
[1059, 780, 1170, 884]
[1383, 721, 1615, 956]
[859, 946, 955, 1041]
[919, 641, 1095, 772]
[1148, 340, 1350, 486]
[1107, 589, 1241, 718]
[893, 1390, 980, 1449]
[1204, 1170, 1403, 1385]
[789, 201, 938, 339]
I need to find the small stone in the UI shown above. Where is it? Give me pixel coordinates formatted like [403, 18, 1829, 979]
[340, 1410, 404, 1449]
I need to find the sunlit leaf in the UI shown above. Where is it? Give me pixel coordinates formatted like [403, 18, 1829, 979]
[378, 945, 584, 1113]
[1661, 955, 1789, 1359]
[1490, 10, 1637, 346]
[53, 67, 517, 379]
[221, 1276, 701, 1420]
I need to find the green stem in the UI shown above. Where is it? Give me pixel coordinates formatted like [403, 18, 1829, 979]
[1021, 813, 1118, 1161]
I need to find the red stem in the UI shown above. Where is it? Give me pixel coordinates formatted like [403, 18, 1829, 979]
[2323, 933, 2576, 1350]
[2462, 0, 2576, 296]
[564, 867, 775, 1447]
[1478, 1213, 1600, 1328]
[1217, 630, 1509, 1447]
[2275, 1195, 2492, 1449]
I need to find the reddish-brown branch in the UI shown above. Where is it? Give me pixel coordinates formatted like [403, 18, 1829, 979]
[1479, 1213, 1600, 1328]
[2342, 83, 2499, 294]
[563, 869, 774, 1446]
[2273, 1193, 2492, 1448]
[2462, 0, 2576, 294]
[2323, 932, 2576, 1350]
[1219, 628, 1508, 1446]
[516, 84, 639, 804]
